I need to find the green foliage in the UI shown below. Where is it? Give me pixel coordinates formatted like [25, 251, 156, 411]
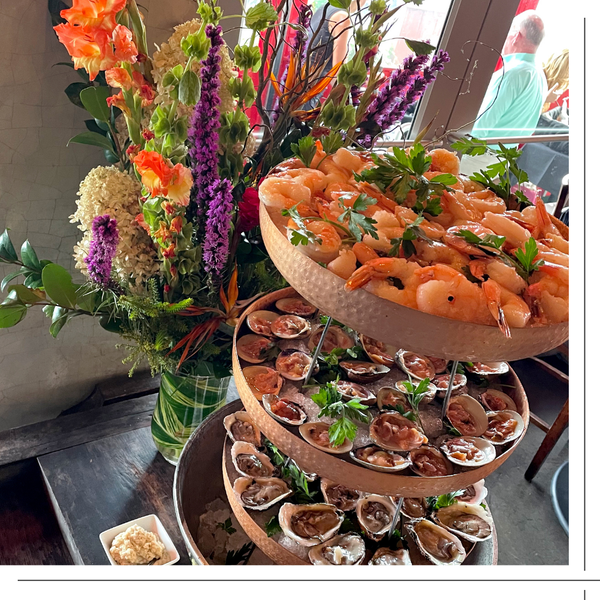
[197, 0, 223, 24]
[337, 61, 368, 87]
[389, 216, 430, 258]
[229, 74, 256, 108]
[328, 0, 352, 9]
[432, 490, 464, 509]
[320, 101, 356, 131]
[79, 86, 111, 122]
[178, 70, 201, 106]
[245, 2, 278, 30]
[455, 230, 506, 250]
[337, 193, 379, 242]
[290, 136, 317, 168]
[311, 381, 370, 447]
[225, 542, 255, 565]
[180, 29, 210, 61]
[282, 204, 321, 247]
[42, 264, 78, 309]
[217, 517, 236, 534]
[514, 237, 545, 278]
[404, 39, 436, 56]
[321, 132, 344, 155]
[265, 515, 282, 537]
[234, 44, 261, 71]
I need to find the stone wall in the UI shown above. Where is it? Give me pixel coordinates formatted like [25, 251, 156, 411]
[0, 0, 239, 430]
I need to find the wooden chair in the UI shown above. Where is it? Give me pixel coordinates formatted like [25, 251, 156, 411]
[524, 343, 569, 481]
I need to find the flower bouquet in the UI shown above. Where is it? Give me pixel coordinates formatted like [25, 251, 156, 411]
[0, 0, 448, 461]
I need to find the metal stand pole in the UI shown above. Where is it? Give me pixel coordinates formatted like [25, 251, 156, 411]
[387, 498, 403, 540]
[304, 316, 333, 383]
[441, 360, 459, 419]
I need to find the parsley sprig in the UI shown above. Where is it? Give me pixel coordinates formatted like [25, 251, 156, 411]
[265, 515, 283, 537]
[398, 376, 429, 429]
[355, 143, 457, 216]
[514, 237, 544, 278]
[311, 380, 371, 447]
[451, 137, 532, 208]
[427, 490, 464, 510]
[455, 229, 506, 251]
[290, 135, 316, 168]
[389, 216, 432, 258]
[282, 204, 322, 247]
[337, 193, 379, 242]
[225, 542, 255, 565]
[265, 440, 319, 504]
[217, 517, 236, 534]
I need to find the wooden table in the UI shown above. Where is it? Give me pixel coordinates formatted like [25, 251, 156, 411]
[38, 427, 191, 565]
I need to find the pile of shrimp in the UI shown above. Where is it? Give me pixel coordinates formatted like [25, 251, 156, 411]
[258, 145, 569, 336]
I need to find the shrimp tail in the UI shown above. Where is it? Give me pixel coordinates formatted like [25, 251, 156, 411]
[469, 259, 487, 281]
[482, 280, 512, 338]
[345, 264, 374, 290]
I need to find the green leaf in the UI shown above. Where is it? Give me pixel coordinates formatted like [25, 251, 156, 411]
[99, 314, 122, 333]
[178, 70, 201, 106]
[429, 173, 458, 186]
[64, 81, 90, 109]
[0, 230, 18, 262]
[23, 273, 44, 288]
[41, 263, 78, 308]
[265, 516, 282, 537]
[328, 0, 352, 9]
[79, 86, 111, 122]
[7, 284, 45, 304]
[1, 270, 24, 291]
[404, 39, 436, 56]
[328, 417, 356, 447]
[514, 237, 544, 278]
[0, 303, 27, 327]
[321, 132, 344, 155]
[290, 136, 316, 168]
[85, 119, 108, 135]
[68, 131, 115, 153]
[20, 240, 40, 270]
[49, 306, 69, 338]
[451, 136, 488, 156]
[245, 2, 278, 30]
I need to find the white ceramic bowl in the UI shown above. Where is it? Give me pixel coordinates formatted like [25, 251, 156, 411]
[99, 514, 180, 565]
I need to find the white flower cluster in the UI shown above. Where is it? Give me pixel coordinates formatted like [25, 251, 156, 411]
[70, 166, 160, 291]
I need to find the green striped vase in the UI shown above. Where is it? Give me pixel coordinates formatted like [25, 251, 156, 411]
[151, 371, 231, 465]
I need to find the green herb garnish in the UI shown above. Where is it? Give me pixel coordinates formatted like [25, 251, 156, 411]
[433, 490, 465, 509]
[337, 193, 379, 242]
[265, 515, 282, 537]
[389, 216, 431, 258]
[282, 204, 321, 247]
[217, 517, 236, 534]
[514, 237, 544, 278]
[455, 229, 506, 251]
[290, 135, 316, 167]
[225, 542, 255, 565]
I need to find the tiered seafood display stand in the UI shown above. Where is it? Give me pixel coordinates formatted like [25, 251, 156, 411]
[176, 203, 569, 566]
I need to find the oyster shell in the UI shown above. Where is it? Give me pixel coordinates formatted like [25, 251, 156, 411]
[223, 411, 261, 446]
[395, 380, 437, 405]
[395, 350, 436, 380]
[360, 335, 396, 367]
[483, 410, 525, 445]
[356, 494, 397, 541]
[271, 314, 311, 339]
[275, 296, 317, 317]
[399, 497, 429, 520]
[406, 519, 466, 565]
[339, 360, 390, 383]
[440, 436, 496, 468]
[308, 325, 355, 353]
[275, 348, 314, 380]
[278, 503, 344, 546]
[246, 310, 279, 336]
[479, 388, 518, 412]
[456, 480, 488, 505]
[369, 412, 428, 452]
[233, 476, 292, 511]
[231, 441, 275, 478]
[299, 422, 353, 454]
[409, 445, 454, 477]
[446, 394, 489, 437]
[350, 445, 411, 473]
[237, 334, 275, 364]
[368, 547, 412, 565]
[466, 361, 509, 376]
[308, 534, 366, 565]
[426, 356, 449, 374]
[336, 380, 376, 405]
[432, 373, 468, 396]
[320, 478, 361, 511]
[376, 386, 410, 412]
[262, 394, 307, 426]
[433, 502, 494, 543]
[243, 365, 283, 400]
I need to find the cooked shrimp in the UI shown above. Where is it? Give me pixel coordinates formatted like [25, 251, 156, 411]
[519, 198, 561, 238]
[441, 190, 483, 223]
[481, 211, 531, 247]
[541, 233, 569, 254]
[352, 242, 379, 264]
[327, 248, 357, 279]
[536, 243, 569, 267]
[287, 219, 342, 263]
[356, 181, 399, 214]
[444, 222, 500, 257]
[525, 264, 569, 323]
[365, 278, 419, 309]
[324, 182, 359, 203]
[394, 206, 445, 240]
[332, 147, 373, 175]
[482, 279, 531, 336]
[464, 190, 506, 214]
[259, 177, 312, 209]
[459, 175, 485, 193]
[345, 257, 419, 291]
[414, 264, 496, 326]
[469, 258, 527, 295]
[428, 148, 460, 176]
[413, 240, 470, 271]
[372, 210, 403, 240]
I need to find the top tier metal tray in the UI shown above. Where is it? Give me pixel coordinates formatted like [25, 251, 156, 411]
[260, 202, 569, 362]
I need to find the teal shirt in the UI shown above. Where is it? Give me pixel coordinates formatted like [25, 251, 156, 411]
[471, 53, 547, 142]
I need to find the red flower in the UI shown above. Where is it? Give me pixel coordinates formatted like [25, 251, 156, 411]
[126, 143, 140, 158]
[238, 187, 260, 232]
[162, 243, 176, 259]
[142, 128, 155, 141]
[170, 216, 183, 234]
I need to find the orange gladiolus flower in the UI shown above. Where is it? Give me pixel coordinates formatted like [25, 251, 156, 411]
[133, 151, 192, 207]
[61, 0, 127, 32]
[112, 24, 138, 63]
[162, 243, 176, 259]
[106, 90, 129, 115]
[154, 221, 171, 242]
[54, 23, 116, 80]
[106, 66, 131, 89]
[170, 216, 183, 235]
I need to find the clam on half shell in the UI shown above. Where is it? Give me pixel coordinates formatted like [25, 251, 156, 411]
[433, 502, 494, 543]
[223, 411, 261, 446]
[409, 445, 454, 477]
[466, 361, 509, 376]
[308, 325, 355, 353]
[369, 412, 428, 452]
[376, 387, 410, 412]
[456, 480, 488, 505]
[446, 394, 489, 437]
[275, 348, 315, 381]
[278, 503, 344, 547]
[350, 445, 411, 473]
[369, 547, 412, 565]
[231, 442, 275, 478]
[440, 436, 496, 468]
[233, 476, 292, 511]
[479, 388, 518, 412]
[262, 394, 307, 426]
[246, 310, 279, 336]
[237, 334, 275, 364]
[395, 350, 436, 380]
[337, 380, 376, 405]
[299, 422, 353, 454]
[308, 534, 366, 565]
[356, 495, 397, 541]
[432, 373, 468, 396]
[483, 410, 525, 445]
[320, 478, 361, 511]
[339, 360, 390, 383]
[270, 314, 311, 339]
[360, 335, 397, 368]
[406, 519, 466, 566]
[275, 296, 317, 317]
[243, 365, 283, 400]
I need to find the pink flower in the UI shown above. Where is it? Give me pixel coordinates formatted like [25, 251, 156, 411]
[238, 187, 260, 232]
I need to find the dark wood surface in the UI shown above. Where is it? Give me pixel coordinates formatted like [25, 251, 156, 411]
[0, 395, 156, 467]
[38, 427, 191, 565]
[0, 460, 73, 565]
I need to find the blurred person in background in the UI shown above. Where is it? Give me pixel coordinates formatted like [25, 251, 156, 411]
[542, 49, 569, 113]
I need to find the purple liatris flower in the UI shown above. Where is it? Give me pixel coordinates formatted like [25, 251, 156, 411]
[189, 24, 224, 219]
[202, 178, 234, 285]
[85, 214, 119, 287]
